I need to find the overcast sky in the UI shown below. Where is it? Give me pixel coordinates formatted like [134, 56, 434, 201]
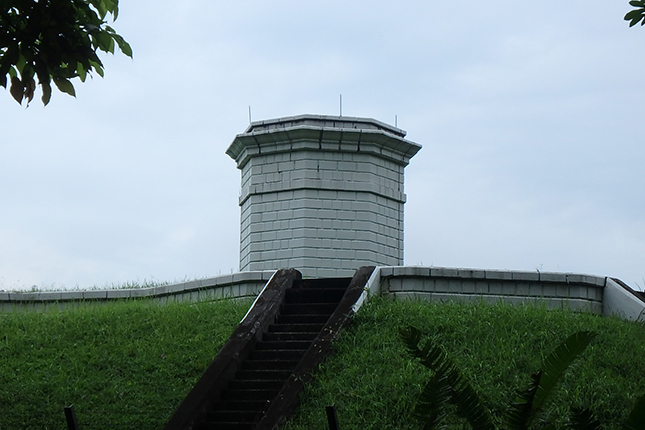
[1, 0, 644, 290]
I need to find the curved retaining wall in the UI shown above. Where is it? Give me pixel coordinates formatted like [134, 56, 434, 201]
[379, 267, 604, 313]
[1, 266, 643, 322]
[0, 271, 274, 311]
[360, 266, 645, 322]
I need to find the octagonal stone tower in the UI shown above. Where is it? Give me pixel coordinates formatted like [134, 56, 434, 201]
[226, 114, 421, 278]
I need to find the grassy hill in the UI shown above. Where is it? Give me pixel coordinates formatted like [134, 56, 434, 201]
[0, 297, 643, 429]
[0, 299, 251, 430]
[283, 298, 645, 430]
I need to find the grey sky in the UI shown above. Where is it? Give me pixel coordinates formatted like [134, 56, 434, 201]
[1, 0, 643, 290]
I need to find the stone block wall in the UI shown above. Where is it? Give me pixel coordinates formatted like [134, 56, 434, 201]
[0, 271, 274, 312]
[1, 266, 642, 322]
[372, 266, 606, 313]
[227, 115, 421, 277]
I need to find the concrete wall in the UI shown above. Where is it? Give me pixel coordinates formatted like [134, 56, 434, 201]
[357, 266, 645, 321]
[0, 271, 274, 311]
[226, 115, 421, 278]
[2, 266, 642, 322]
[373, 266, 605, 314]
[603, 277, 645, 321]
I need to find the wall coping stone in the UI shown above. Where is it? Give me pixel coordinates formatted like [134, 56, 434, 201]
[430, 267, 460, 278]
[511, 271, 540, 281]
[59, 291, 83, 301]
[484, 270, 514, 281]
[83, 290, 107, 300]
[106, 289, 132, 299]
[382, 266, 607, 286]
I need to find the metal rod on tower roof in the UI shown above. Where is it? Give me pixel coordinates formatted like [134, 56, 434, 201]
[248, 106, 252, 124]
[395, 115, 398, 127]
[339, 94, 342, 117]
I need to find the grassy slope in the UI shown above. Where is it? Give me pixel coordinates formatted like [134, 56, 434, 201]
[282, 297, 645, 430]
[1, 297, 644, 429]
[0, 299, 251, 430]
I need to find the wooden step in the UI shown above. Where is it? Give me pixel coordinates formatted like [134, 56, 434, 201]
[262, 331, 318, 342]
[267, 323, 324, 333]
[284, 288, 347, 303]
[249, 349, 307, 361]
[275, 314, 330, 324]
[280, 303, 338, 315]
[255, 340, 312, 350]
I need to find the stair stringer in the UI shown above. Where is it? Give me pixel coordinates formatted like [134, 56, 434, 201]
[255, 265, 376, 430]
[163, 268, 302, 430]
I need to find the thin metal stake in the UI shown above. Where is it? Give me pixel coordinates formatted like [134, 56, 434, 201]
[64, 405, 79, 430]
[326, 405, 339, 430]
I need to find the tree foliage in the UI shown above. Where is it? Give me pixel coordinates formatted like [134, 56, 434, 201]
[625, 1, 645, 27]
[0, 0, 132, 106]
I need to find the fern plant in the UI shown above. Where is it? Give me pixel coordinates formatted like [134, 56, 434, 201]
[400, 327, 644, 430]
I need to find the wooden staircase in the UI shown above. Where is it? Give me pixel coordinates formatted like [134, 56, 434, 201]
[164, 267, 374, 430]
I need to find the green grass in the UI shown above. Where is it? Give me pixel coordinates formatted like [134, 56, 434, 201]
[282, 297, 645, 430]
[0, 298, 252, 430]
[1, 296, 644, 429]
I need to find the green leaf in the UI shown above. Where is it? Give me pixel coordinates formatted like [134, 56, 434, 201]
[41, 80, 52, 105]
[112, 0, 119, 20]
[507, 372, 540, 430]
[77, 62, 88, 82]
[95, 31, 114, 53]
[568, 407, 602, 430]
[625, 8, 645, 26]
[20, 66, 35, 87]
[53, 78, 76, 97]
[625, 10, 639, 19]
[9, 76, 23, 104]
[23, 76, 35, 105]
[400, 326, 496, 430]
[415, 374, 452, 430]
[532, 331, 596, 416]
[113, 34, 133, 57]
[507, 331, 595, 430]
[98, 0, 108, 19]
[91, 61, 105, 77]
[623, 393, 645, 430]
[15, 53, 26, 75]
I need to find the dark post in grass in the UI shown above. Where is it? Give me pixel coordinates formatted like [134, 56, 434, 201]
[326, 405, 339, 430]
[64, 405, 79, 430]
